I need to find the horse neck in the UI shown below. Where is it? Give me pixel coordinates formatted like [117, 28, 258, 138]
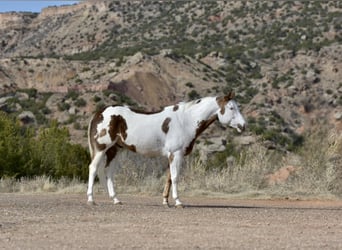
[185, 97, 219, 124]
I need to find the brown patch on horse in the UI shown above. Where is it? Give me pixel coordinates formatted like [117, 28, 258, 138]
[163, 153, 174, 199]
[216, 92, 235, 115]
[96, 143, 106, 152]
[105, 146, 117, 167]
[185, 139, 196, 156]
[162, 117, 171, 134]
[99, 129, 106, 137]
[129, 107, 163, 115]
[109, 115, 128, 141]
[108, 115, 137, 152]
[122, 143, 137, 152]
[169, 152, 174, 164]
[196, 115, 218, 137]
[173, 105, 179, 111]
[185, 114, 218, 155]
[163, 168, 172, 199]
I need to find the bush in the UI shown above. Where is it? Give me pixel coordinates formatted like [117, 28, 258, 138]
[0, 112, 32, 178]
[185, 82, 194, 88]
[188, 90, 201, 100]
[21, 88, 38, 98]
[0, 112, 89, 180]
[205, 141, 238, 171]
[293, 129, 342, 196]
[93, 95, 102, 102]
[179, 128, 341, 198]
[75, 98, 87, 107]
[58, 102, 70, 111]
[33, 122, 89, 179]
[65, 90, 79, 100]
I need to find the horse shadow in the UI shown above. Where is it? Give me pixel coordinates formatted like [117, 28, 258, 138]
[184, 204, 342, 211]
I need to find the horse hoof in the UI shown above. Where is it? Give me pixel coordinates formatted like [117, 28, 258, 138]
[163, 202, 171, 208]
[87, 201, 96, 206]
[114, 201, 123, 205]
[175, 204, 184, 209]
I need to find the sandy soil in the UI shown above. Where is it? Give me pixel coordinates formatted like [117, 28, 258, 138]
[1, 193, 341, 249]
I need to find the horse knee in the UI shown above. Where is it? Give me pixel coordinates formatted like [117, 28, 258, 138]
[88, 163, 97, 175]
[171, 175, 178, 184]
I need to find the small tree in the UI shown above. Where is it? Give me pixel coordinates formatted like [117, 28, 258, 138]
[0, 112, 89, 180]
[188, 90, 201, 100]
[0, 112, 32, 177]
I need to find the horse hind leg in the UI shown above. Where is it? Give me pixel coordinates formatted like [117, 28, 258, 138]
[87, 151, 105, 205]
[105, 146, 122, 205]
[162, 168, 172, 207]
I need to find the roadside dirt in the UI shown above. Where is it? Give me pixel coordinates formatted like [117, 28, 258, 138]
[1, 193, 341, 249]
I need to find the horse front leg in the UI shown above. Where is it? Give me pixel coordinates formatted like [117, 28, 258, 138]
[169, 151, 184, 208]
[162, 168, 172, 206]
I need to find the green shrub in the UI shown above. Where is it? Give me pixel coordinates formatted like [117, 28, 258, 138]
[58, 102, 70, 111]
[205, 141, 238, 171]
[0, 112, 32, 178]
[0, 112, 89, 180]
[75, 78, 83, 84]
[75, 98, 87, 107]
[188, 90, 201, 100]
[185, 82, 194, 88]
[32, 121, 89, 180]
[21, 88, 38, 98]
[93, 95, 102, 102]
[66, 90, 79, 100]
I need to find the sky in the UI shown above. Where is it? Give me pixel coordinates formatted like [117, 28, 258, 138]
[0, 1, 80, 13]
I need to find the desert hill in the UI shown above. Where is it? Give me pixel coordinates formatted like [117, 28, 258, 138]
[0, 0, 341, 152]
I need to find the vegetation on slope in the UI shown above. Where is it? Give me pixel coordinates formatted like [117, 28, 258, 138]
[0, 1, 341, 198]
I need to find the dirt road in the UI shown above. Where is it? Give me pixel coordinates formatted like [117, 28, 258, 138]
[1, 193, 341, 249]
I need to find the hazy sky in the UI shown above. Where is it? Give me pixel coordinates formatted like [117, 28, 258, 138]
[0, 1, 79, 13]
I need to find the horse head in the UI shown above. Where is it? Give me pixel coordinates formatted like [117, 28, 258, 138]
[217, 92, 246, 133]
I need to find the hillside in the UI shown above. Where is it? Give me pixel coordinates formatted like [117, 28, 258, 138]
[0, 0, 341, 152]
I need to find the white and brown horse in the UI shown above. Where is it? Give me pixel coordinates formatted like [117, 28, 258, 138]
[87, 92, 246, 207]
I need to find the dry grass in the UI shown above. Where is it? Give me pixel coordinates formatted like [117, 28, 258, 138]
[178, 128, 341, 200]
[0, 176, 87, 194]
[1, 129, 341, 200]
[285, 128, 342, 197]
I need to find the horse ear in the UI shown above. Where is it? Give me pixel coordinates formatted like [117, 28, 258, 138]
[224, 91, 235, 101]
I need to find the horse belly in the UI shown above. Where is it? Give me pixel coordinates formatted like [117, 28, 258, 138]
[125, 133, 166, 157]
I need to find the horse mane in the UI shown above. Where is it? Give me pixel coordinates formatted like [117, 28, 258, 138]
[119, 96, 216, 115]
[129, 98, 201, 114]
[182, 97, 214, 111]
[129, 107, 164, 115]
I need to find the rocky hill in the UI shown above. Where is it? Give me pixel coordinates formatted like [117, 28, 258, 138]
[0, 0, 341, 153]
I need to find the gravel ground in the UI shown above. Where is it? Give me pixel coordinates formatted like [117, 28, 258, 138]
[1, 193, 341, 249]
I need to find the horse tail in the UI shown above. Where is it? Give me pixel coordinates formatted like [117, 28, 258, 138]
[88, 114, 108, 192]
[88, 114, 95, 160]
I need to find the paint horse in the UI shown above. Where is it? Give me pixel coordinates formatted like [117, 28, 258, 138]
[87, 92, 246, 207]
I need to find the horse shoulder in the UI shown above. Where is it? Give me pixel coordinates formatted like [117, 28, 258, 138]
[162, 112, 197, 152]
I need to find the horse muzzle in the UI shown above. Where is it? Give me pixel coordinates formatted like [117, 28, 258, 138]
[237, 124, 246, 133]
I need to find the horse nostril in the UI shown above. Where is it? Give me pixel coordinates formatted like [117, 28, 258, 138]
[238, 124, 245, 132]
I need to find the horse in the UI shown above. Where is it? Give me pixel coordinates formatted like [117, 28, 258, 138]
[87, 91, 246, 207]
